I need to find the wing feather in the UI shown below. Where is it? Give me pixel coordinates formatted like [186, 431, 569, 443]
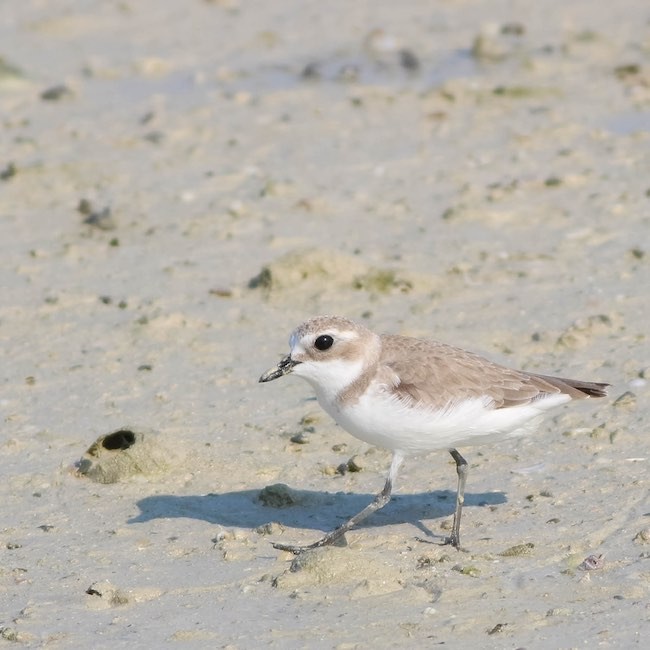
[378, 335, 607, 411]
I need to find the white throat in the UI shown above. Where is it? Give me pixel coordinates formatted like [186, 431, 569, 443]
[293, 357, 366, 406]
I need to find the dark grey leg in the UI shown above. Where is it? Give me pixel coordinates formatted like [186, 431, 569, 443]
[273, 453, 405, 554]
[445, 448, 468, 549]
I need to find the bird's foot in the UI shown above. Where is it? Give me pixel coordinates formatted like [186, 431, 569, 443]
[272, 531, 348, 555]
[443, 533, 462, 550]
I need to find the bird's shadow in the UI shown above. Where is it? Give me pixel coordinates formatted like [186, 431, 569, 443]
[129, 487, 506, 540]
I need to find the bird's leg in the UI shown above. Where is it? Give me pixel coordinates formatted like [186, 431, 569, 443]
[445, 448, 468, 549]
[273, 453, 405, 554]
[273, 478, 392, 553]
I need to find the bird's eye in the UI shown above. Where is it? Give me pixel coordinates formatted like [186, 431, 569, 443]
[314, 334, 334, 351]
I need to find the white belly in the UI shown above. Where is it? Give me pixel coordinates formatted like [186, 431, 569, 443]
[316, 385, 571, 456]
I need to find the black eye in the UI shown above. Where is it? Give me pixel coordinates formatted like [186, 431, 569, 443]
[314, 335, 334, 351]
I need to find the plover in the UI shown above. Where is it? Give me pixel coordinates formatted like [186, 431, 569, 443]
[259, 316, 608, 553]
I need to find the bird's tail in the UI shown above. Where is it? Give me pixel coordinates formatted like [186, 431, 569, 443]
[531, 373, 609, 399]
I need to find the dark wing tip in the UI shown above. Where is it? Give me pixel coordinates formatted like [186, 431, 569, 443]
[530, 373, 610, 399]
[575, 381, 610, 398]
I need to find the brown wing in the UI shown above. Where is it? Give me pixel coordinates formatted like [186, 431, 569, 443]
[379, 335, 608, 410]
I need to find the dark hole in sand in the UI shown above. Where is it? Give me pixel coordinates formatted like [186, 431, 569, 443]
[102, 430, 136, 451]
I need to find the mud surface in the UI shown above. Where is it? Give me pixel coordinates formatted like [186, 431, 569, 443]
[1, 1, 648, 647]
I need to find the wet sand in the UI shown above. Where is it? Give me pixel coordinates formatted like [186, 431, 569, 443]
[1, 1, 648, 646]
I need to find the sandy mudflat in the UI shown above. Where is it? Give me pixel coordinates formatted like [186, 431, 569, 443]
[1, 0, 649, 647]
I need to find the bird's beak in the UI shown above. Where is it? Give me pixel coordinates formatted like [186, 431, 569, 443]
[259, 355, 299, 382]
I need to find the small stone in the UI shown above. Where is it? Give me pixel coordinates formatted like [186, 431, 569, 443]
[255, 522, 285, 536]
[633, 528, 650, 544]
[0, 627, 19, 641]
[579, 554, 605, 571]
[471, 30, 509, 62]
[0, 162, 17, 180]
[299, 414, 319, 427]
[82, 205, 116, 231]
[614, 64, 641, 79]
[258, 483, 303, 508]
[499, 542, 534, 557]
[399, 49, 420, 71]
[85, 580, 129, 607]
[41, 84, 73, 101]
[301, 62, 320, 79]
[416, 556, 433, 569]
[452, 564, 480, 577]
[501, 22, 525, 35]
[547, 607, 572, 617]
[346, 455, 363, 472]
[487, 623, 507, 635]
[209, 288, 233, 298]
